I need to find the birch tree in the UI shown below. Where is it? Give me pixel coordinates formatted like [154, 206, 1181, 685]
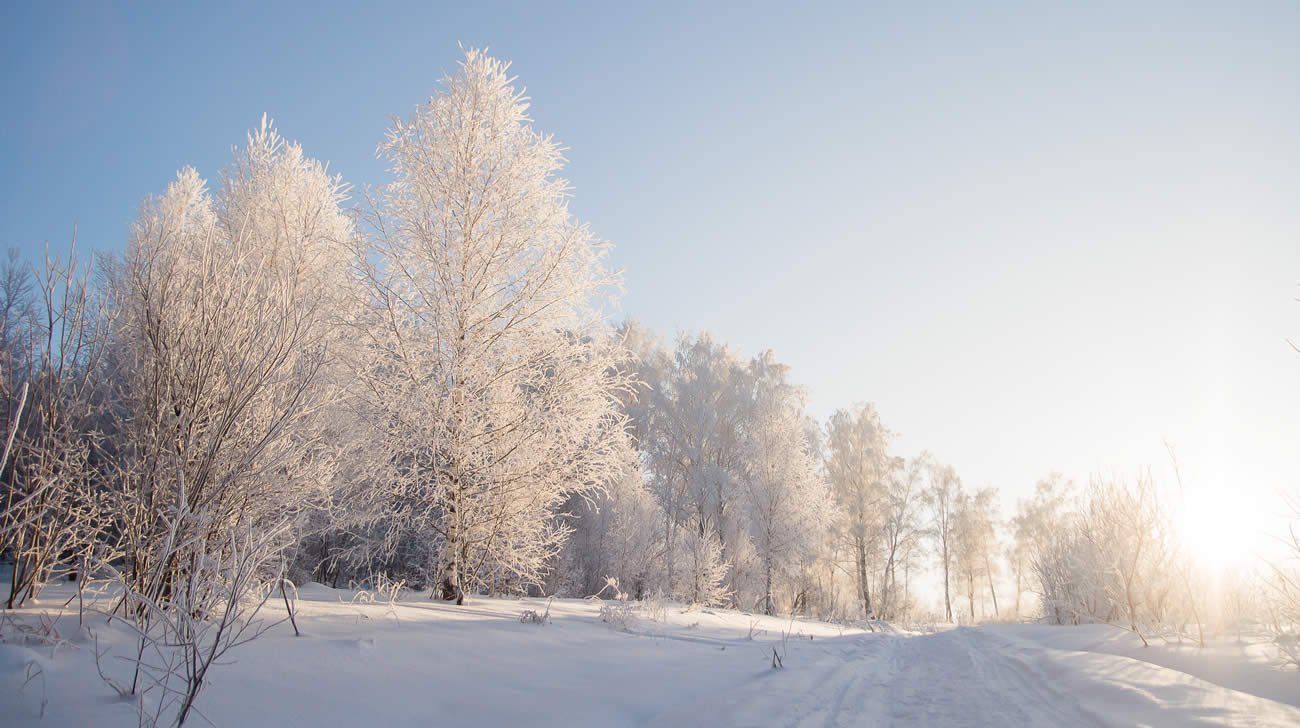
[826, 403, 892, 618]
[740, 353, 827, 614]
[353, 49, 633, 603]
[628, 331, 749, 601]
[924, 461, 962, 622]
[877, 453, 925, 619]
[951, 487, 999, 620]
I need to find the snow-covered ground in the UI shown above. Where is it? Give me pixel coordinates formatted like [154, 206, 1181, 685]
[3, 582, 1298, 727]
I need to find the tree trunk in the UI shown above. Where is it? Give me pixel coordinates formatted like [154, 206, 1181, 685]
[941, 542, 952, 622]
[438, 494, 465, 604]
[881, 552, 895, 620]
[855, 536, 871, 618]
[764, 558, 774, 616]
[985, 554, 999, 617]
[1014, 568, 1021, 619]
[665, 509, 676, 593]
[438, 555, 460, 602]
[903, 561, 911, 619]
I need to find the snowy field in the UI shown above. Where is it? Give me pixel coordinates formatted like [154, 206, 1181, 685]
[3, 582, 1299, 727]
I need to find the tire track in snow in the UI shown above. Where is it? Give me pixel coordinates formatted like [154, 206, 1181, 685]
[641, 627, 1110, 727]
[958, 628, 1105, 727]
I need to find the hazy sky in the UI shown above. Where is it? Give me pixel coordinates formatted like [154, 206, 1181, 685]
[2, 1, 1298, 536]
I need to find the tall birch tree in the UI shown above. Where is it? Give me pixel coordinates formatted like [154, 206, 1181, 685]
[354, 49, 633, 603]
[826, 403, 892, 618]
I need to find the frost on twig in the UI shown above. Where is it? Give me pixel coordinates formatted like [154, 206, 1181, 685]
[96, 485, 293, 727]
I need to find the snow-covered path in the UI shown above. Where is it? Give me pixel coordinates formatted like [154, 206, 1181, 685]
[647, 626, 1300, 728]
[647, 628, 1101, 727]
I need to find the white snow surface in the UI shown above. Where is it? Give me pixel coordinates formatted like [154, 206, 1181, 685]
[3, 583, 1298, 727]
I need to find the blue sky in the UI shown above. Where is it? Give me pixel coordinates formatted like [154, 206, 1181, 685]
[3, 1, 1298, 532]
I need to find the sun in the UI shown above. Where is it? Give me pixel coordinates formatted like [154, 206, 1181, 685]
[1177, 489, 1260, 572]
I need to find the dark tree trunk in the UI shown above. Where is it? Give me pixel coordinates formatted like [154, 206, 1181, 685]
[855, 536, 871, 618]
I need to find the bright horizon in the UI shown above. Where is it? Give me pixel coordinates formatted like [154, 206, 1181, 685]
[2, 1, 1298, 561]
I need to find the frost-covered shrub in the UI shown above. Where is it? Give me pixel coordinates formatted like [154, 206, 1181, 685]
[547, 462, 663, 600]
[642, 592, 668, 623]
[599, 600, 639, 632]
[109, 504, 291, 728]
[519, 598, 552, 625]
[592, 577, 642, 631]
[676, 520, 730, 608]
[106, 115, 352, 613]
[1265, 494, 1300, 666]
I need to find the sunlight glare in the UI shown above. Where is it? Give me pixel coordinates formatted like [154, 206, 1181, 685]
[1178, 488, 1258, 572]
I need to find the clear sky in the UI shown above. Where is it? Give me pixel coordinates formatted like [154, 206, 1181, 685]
[3, 1, 1298, 541]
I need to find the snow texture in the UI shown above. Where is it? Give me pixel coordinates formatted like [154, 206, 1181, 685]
[3, 581, 1298, 727]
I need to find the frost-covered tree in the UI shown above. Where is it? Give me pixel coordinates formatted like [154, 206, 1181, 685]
[624, 330, 837, 612]
[1007, 530, 1030, 619]
[1018, 475, 1120, 625]
[877, 453, 926, 620]
[601, 470, 665, 598]
[547, 448, 663, 599]
[1015, 474, 1072, 621]
[628, 331, 751, 602]
[632, 333, 851, 611]
[952, 487, 999, 620]
[107, 115, 351, 605]
[671, 336, 751, 595]
[95, 118, 352, 726]
[826, 403, 893, 618]
[1015, 473, 1179, 633]
[923, 461, 963, 622]
[1079, 474, 1172, 643]
[677, 515, 730, 607]
[740, 353, 828, 614]
[351, 49, 633, 602]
